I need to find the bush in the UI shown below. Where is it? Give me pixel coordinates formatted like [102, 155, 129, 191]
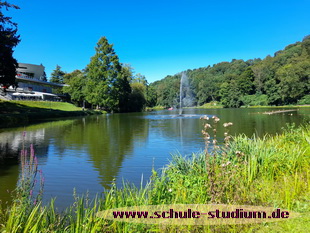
[241, 94, 269, 106]
[297, 95, 310, 105]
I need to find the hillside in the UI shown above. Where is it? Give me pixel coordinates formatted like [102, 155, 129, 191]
[151, 35, 310, 108]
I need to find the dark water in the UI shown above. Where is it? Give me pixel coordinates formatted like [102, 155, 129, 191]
[0, 108, 309, 207]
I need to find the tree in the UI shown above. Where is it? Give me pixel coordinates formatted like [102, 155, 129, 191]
[85, 36, 131, 112]
[0, 1, 20, 87]
[276, 61, 310, 104]
[219, 81, 242, 108]
[129, 82, 146, 112]
[146, 85, 157, 107]
[237, 67, 255, 95]
[50, 65, 65, 84]
[40, 71, 47, 81]
[118, 66, 132, 112]
[63, 70, 86, 106]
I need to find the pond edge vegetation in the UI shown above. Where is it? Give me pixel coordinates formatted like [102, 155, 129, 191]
[0, 100, 104, 129]
[0, 121, 309, 232]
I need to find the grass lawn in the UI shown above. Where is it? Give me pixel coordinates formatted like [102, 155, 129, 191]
[0, 100, 101, 128]
[0, 100, 81, 114]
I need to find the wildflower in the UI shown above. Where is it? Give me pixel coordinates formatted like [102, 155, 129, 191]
[204, 123, 212, 129]
[168, 188, 173, 192]
[235, 151, 244, 157]
[212, 116, 220, 122]
[221, 161, 231, 167]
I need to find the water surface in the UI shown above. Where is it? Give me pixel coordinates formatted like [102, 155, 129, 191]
[0, 108, 309, 207]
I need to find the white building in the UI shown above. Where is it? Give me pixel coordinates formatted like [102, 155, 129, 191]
[3, 63, 67, 101]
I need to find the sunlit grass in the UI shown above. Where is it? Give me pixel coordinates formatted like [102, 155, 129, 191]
[0, 100, 81, 112]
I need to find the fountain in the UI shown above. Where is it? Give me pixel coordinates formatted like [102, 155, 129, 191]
[179, 72, 194, 115]
[145, 72, 206, 120]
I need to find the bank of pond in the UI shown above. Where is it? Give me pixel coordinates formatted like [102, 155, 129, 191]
[0, 100, 104, 128]
[0, 124, 309, 232]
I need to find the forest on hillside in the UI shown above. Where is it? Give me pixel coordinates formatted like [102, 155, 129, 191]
[151, 35, 310, 108]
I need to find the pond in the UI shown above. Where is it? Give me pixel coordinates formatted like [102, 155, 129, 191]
[0, 108, 309, 208]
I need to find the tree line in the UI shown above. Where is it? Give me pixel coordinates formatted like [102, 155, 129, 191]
[51, 37, 156, 112]
[0, 1, 20, 88]
[151, 35, 310, 108]
[1, 1, 309, 110]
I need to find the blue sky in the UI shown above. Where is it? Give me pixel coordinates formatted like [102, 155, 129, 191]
[7, 0, 310, 83]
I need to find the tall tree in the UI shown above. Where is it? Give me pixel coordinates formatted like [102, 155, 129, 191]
[85, 36, 131, 112]
[63, 70, 86, 106]
[0, 1, 20, 87]
[50, 65, 65, 83]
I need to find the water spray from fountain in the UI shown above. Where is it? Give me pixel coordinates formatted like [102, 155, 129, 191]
[179, 72, 194, 115]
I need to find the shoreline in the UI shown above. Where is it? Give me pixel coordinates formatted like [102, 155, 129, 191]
[0, 100, 103, 129]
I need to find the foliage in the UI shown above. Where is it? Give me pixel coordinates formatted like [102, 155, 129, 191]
[84, 37, 131, 112]
[146, 85, 157, 107]
[241, 94, 269, 106]
[129, 82, 146, 112]
[63, 70, 86, 106]
[0, 1, 20, 87]
[50, 65, 65, 84]
[40, 72, 47, 82]
[151, 35, 310, 108]
[298, 95, 310, 105]
[219, 80, 242, 108]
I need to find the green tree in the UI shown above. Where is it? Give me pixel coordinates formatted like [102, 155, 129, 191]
[50, 65, 65, 84]
[63, 70, 86, 106]
[118, 66, 132, 112]
[219, 81, 242, 108]
[40, 71, 47, 82]
[0, 1, 20, 87]
[237, 67, 255, 95]
[129, 82, 146, 112]
[146, 85, 157, 107]
[197, 78, 220, 105]
[132, 73, 148, 85]
[276, 61, 310, 104]
[85, 36, 131, 112]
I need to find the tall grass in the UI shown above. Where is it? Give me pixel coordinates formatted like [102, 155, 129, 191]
[0, 125, 309, 232]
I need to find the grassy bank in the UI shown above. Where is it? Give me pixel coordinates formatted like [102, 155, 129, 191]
[145, 106, 166, 111]
[0, 100, 103, 128]
[246, 105, 310, 108]
[0, 124, 309, 232]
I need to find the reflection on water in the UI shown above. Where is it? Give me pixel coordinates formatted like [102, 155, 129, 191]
[0, 108, 309, 207]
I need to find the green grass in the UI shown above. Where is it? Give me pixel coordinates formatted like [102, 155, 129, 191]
[0, 100, 81, 114]
[145, 106, 166, 111]
[0, 100, 103, 128]
[0, 125, 309, 232]
[246, 105, 310, 108]
[195, 101, 223, 109]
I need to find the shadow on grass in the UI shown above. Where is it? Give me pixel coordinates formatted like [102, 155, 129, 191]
[0, 101, 99, 129]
